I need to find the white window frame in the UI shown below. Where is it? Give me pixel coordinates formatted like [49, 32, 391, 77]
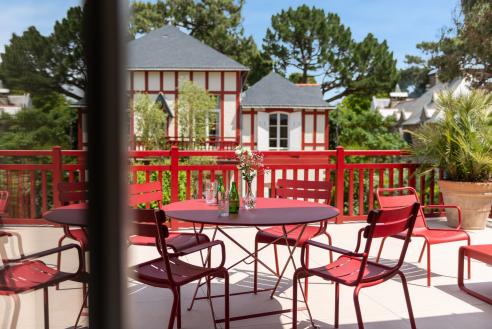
[269, 112, 289, 150]
[205, 96, 220, 139]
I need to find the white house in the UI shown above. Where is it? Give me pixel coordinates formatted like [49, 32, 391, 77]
[241, 72, 332, 151]
[371, 74, 470, 142]
[125, 25, 333, 150]
[127, 25, 248, 149]
[0, 80, 31, 116]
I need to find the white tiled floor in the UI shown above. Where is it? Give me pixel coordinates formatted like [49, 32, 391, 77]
[2, 218, 492, 328]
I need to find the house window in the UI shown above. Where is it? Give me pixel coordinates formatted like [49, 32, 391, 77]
[206, 96, 220, 139]
[269, 113, 288, 149]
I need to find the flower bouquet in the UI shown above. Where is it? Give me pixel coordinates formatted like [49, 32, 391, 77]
[234, 145, 265, 209]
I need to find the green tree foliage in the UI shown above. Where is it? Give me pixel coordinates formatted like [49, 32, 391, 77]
[398, 55, 431, 97]
[329, 95, 406, 150]
[129, 0, 267, 85]
[410, 0, 492, 90]
[263, 5, 398, 102]
[133, 93, 168, 150]
[288, 72, 317, 84]
[0, 7, 85, 100]
[263, 5, 330, 81]
[0, 93, 76, 150]
[177, 81, 217, 148]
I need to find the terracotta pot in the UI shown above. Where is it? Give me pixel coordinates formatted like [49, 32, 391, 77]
[438, 180, 492, 230]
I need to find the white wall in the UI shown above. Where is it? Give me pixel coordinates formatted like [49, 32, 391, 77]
[133, 72, 145, 91]
[208, 72, 221, 91]
[223, 95, 236, 138]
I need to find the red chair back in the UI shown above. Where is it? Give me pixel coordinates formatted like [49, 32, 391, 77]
[128, 182, 162, 208]
[276, 179, 332, 204]
[130, 208, 173, 273]
[58, 182, 88, 204]
[0, 191, 8, 214]
[358, 202, 420, 281]
[376, 187, 426, 229]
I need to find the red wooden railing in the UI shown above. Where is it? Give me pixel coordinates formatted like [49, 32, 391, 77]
[0, 146, 445, 227]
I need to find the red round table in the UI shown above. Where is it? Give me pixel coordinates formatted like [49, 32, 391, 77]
[164, 197, 339, 226]
[164, 197, 339, 324]
[43, 204, 88, 227]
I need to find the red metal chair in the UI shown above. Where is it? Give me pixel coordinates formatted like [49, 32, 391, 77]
[0, 243, 84, 329]
[56, 182, 88, 294]
[127, 181, 210, 251]
[458, 244, 492, 304]
[129, 209, 229, 329]
[254, 179, 333, 297]
[376, 187, 470, 286]
[293, 202, 420, 329]
[0, 190, 9, 218]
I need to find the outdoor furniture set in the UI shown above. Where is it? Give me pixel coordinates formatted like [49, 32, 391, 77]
[0, 179, 491, 329]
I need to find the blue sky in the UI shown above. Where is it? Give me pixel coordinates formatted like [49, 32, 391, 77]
[0, 0, 459, 68]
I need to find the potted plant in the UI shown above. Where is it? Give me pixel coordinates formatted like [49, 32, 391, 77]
[409, 90, 492, 230]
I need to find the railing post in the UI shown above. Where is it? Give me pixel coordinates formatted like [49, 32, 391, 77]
[52, 146, 62, 208]
[257, 171, 264, 198]
[170, 146, 179, 203]
[335, 146, 345, 223]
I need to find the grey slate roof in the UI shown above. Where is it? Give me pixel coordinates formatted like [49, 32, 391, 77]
[128, 25, 248, 71]
[241, 72, 330, 109]
[396, 78, 462, 125]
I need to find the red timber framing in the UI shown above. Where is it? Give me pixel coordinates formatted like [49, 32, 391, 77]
[0, 146, 453, 227]
[301, 109, 330, 150]
[242, 108, 330, 151]
[128, 70, 243, 150]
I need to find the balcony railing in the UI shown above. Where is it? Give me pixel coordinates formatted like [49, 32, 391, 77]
[0, 146, 445, 227]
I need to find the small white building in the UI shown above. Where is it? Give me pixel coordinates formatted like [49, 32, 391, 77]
[0, 80, 31, 115]
[241, 72, 333, 151]
[371, 75, 470, 142]
[125, 25, 333, 150]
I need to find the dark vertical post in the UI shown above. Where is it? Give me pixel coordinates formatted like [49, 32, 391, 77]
[84, 0, 128, 328]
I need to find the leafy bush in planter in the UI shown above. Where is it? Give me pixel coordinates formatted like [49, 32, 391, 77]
[409, 90, 492, 182]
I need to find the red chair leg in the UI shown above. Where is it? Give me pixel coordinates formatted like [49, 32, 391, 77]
[43, 287, 49, 329]
[466, 237, 471, 279]
[292, 269, 302, 329]
[398, 271, 417, 329]
[458, 247, 465, 290]
[325, 232, 333, 263]
[168, 287, 179, 329]
[223, 269, 230, 329]
[75, 289, 88, 328]
[426, 241, 431, 286]
[353, 285, 364, 329]
[253, 239, 259, 294]
[334, 282, 340, 328]
[177, 286, 181, 329]
[376, 237, 387, 263]
[418, 240, 427, 263]
[56, 235, 67, 290]
[304, 244, 309, 300]
[273, 244, 280, 275]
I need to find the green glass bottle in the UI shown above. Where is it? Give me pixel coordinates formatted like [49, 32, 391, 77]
[229, 181, 239, 214]
[216, 177, 224, 203]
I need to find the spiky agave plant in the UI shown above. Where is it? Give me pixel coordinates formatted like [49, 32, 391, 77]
[409, 90, 492, 182]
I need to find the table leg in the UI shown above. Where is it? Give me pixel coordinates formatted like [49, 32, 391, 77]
[269, 224, 307, 298]
[187, 226, 219, 312]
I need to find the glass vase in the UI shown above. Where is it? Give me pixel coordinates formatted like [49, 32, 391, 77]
[242, 180, 256, 210]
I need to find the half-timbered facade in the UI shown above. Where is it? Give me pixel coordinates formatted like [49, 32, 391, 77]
[127, 25, 249, 149]
[241, 72, 333, 151]
[90, 25, 334, 151]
